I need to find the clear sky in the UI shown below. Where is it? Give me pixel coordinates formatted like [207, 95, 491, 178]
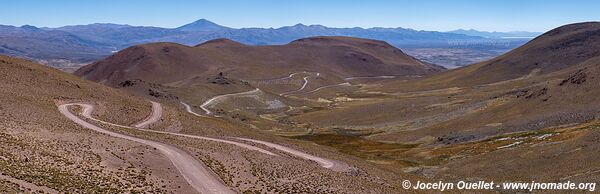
[2, 0, 599, 32]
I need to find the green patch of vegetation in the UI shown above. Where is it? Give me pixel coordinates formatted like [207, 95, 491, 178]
[487, 129, 555, 141]
[582, 123, 600, 130]
[344, 92, 388, 99]
[293, 133, 419, 166]
[487, 122, 599, 143]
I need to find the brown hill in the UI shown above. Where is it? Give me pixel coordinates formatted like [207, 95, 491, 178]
[465, 22, 600, 83]
[74, 36, 444, 86]
[1, 53, 413, 192]
[277, 22, 600, 183]
[388, 22, 600, 89]
[296, 22, 600, 143]
[0, 55, 166, 191]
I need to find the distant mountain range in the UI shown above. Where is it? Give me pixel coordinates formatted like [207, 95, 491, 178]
[48, 19, 489, 47]
[0, 19, 539, 69]
[447, 29, 542, 38]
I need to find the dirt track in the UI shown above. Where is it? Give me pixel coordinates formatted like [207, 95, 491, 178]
[200, 88, 261, 114]
[133, 101, 162, 128]
[59, 103, 235, 194]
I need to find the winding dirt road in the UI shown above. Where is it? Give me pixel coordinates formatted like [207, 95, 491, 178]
[262, 71, 317, 81]
[58, 103, 235, 194]
[182, 102, 350, 171]
[280, 76, 310, 96]
[133, 101, 162, 128]
[77, 103, 278, 156]
[200, 88, 261, 115]
[234, 138, 349, 172]
[59, 91, 353, 193]
[280, 72, 319, 96]
[181, 102, 208, 117]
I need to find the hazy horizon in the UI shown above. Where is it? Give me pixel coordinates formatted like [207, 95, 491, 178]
[4, 18, 548, 33]
[3, 0, 600, 32]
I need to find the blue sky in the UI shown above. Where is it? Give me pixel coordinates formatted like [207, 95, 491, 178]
[2, 0, 599, 32]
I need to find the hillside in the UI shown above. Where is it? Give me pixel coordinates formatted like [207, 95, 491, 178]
[291, 22, 600, 142]
[10, 22, 600, 192]
[0, 55, 158, 192]
[75, 36, 445, 86]
[468, 22, 600, 82]
[443, 22, 600, 86]
[370, 22, 600, 91]
[268, 22, 600, 183]
[1, 54, 411, 192]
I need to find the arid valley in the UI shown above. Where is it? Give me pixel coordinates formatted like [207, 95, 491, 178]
[1, 1, 600, 193]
